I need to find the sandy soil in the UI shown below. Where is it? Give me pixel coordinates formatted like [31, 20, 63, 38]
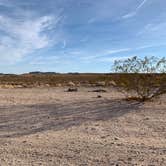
[0, 87, 165, 166]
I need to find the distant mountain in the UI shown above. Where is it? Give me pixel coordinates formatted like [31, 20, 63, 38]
[28, 71, 60, 75]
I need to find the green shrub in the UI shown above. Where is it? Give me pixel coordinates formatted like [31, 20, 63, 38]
[112, 56, 166, 101]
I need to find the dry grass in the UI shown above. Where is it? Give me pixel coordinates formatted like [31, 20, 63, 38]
[0, 73, 111, 87]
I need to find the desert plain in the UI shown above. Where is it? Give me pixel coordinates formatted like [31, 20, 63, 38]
[0, 87, 165, 166]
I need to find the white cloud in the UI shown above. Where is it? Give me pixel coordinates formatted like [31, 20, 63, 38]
[135, 43, 166, 49]
[122, 12, 137, 19]
[105, 48, 131, 55]
[137, 22, 166, 37]
[62, 40, 66, 49]
[79, 43, 166, 63]
[137, 0, 147, 10]
[0, 14, 60, 63]
[69, 51, 82, 55]
[79, 48, 131, 62]
[122, 0, 148, 19]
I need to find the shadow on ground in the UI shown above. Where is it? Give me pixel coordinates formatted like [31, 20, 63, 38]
[0, 99, 143, 138]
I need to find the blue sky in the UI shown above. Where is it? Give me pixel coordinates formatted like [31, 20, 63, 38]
[0, 0, 166, 73]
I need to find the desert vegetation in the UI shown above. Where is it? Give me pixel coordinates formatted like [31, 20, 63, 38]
[112, 56, 166, 101]
[0, 73, 111, 88]
[0, 57, 165, 103]
[0, 66, 165, 165]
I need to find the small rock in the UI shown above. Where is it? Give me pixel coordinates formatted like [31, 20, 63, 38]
[92, 89, 107, 93]
[108, 81, 117, 86]
[95, 81, 106, 87]
[67, 88, 78, 92]
[67, 81, 75, 87]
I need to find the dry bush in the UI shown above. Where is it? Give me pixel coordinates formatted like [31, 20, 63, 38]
[0, 74, 112, 87]
[112, 56, 166, 101]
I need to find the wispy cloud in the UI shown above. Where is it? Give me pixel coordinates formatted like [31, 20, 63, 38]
[0, 0, 164, 73]
[0, 0, 64, 64]
[135, 43, 166, 50]
[136, 0, 147, 10]
[62, 40, 66, 49]
[80, 43, 166, 63]
[137, 22, 166, 37]
[79, 48, 131, 61]
[105, 48, 131, 55]
[122, 0, 148, 19]
[0, 14, 61, 63]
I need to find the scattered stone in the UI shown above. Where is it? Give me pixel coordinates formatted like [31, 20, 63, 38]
[67, 88, 78, 92]
[14, 85, 23, 88]
[95, 81, 106, 87]
[45, 84, 50, 87]
[128, 157, 132, 161]
[144, 117, 149, 120]
[56, 83, 62, 87]
[97, 95, 102, 98]
[91, 89, 107, 93]
[101, 136, 106, 139]
[108, 81, 116, 86]
[67, 81, 76, 87]
[2, 85, 15, 89]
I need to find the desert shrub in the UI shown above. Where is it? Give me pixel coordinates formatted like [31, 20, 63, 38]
[112, 56, 166, 101]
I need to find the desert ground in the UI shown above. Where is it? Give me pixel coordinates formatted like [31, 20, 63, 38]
[0, 87, 165, 166]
